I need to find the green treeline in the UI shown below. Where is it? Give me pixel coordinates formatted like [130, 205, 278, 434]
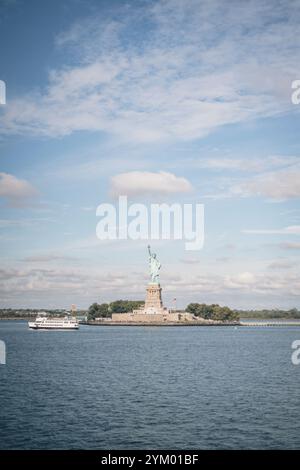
[88, 301, 240, 321]
[234, 308, 300, 319]
[1, 305, 300, 321]
[185, 304, 300, 320]
[185, 303, 239, 321]
[0, 308, 86, 318]
[87, 300, 144, 320]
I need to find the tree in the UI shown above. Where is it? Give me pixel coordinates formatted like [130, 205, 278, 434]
[186, 303, 216, 319]
[186, 302, 239, 321]
[110, 300, 129, 313]
[88, 303, 110, 320]
[87, 300, 144, 319]
[211, 305, 238, 321]
[110, 300, 144, 313]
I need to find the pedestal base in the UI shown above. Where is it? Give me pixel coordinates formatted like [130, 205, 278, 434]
[111, 283, 171, 322]
[143, 283, 164, 314]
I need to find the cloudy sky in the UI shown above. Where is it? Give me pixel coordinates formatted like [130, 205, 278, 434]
[0, 0, 300, 309]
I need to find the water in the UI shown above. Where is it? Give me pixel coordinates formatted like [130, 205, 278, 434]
[0, 321, 300, 449]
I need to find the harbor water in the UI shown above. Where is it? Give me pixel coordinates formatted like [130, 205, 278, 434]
[0, 321, 299, 449]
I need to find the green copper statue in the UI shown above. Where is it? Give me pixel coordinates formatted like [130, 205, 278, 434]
[148, 245, 161, 284]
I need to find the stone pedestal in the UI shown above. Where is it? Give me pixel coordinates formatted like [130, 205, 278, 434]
[112, 282, 175, 322]
[144, 283, 163, 314]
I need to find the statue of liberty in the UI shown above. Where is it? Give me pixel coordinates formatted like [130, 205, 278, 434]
[148, 245, 161, 284]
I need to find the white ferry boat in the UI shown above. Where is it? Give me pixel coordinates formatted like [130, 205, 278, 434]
[28, 313, 79, 330]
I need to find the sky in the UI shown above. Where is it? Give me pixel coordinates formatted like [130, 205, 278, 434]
[0, 0, 300, 310]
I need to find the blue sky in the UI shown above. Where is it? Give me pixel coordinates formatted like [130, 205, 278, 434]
[0, 0, 300, 309]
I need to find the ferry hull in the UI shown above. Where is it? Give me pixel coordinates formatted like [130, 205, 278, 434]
[28, 324, 79, 330]
[28, 315, 79, 330]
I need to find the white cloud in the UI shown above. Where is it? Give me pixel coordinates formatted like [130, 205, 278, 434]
[178, 154, 300, 201]
[242, 225, 300, 235]
[221, 270, 300, 296]
[0, 0, 299, 142]
[191, 155, 298, 173]
[279, 242, 300, 250]
[234, 167, 300, 200]
[179, 256, 200, 264]
[23, 254, 77, 263]
[224, 271, 256, 288]
[1, 260, 299, 308]
[110, 171, 193, 198]
[0, 172, 38, 207]
[0, 217, 51, 228]
[267, 260, 296, 270]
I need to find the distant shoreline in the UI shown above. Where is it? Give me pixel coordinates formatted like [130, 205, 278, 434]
[81, 320, 240, 327]
[1, 318, 300, 328]
[0, 317, 239, 325]
[0, 317, 33, 321]
[0, 315, 300, 325]
[1, 316, 300, 321]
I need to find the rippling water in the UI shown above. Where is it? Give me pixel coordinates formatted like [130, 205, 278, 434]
[0, 321, 300, 449]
